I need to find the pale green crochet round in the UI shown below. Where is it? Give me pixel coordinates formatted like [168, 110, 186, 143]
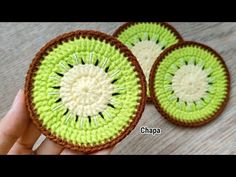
[115, 22, 182, 97]
[32, 37, 141, 146]
[153, 45, 228, 123]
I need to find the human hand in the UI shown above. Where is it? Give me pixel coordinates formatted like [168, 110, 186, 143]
[0, 89, 113, 155]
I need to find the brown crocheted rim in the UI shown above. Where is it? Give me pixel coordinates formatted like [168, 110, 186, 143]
[24, 30, 147, 153]
[149, 41, 230, 127]
[113, 22, 184, 103]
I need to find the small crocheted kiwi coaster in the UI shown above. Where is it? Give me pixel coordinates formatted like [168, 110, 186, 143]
[149, 41, 230, 127]
[25, 30, 146, 153]
[113, 22, 183, 102]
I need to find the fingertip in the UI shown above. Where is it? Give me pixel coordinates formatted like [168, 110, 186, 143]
[1, 89, 30, 135]
[0, 89, 30, 154]
[9, 89, 29, 121]
[11, 89, 23, 108]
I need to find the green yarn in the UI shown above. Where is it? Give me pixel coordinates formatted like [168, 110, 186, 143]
[117, 23, 179, 49]
[116, 22, 181, 97]
[153, 46, 228, 122]
[32, 37, 141, 146]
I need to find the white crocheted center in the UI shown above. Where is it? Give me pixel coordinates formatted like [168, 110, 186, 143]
[172, 64, 208, 102]
[131, 40, 162, 79]
[60, 64, 113, 117]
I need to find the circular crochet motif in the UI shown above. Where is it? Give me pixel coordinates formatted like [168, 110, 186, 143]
[25, 30, 146, 153]
[172, 64, 208, 102]
[60, 64, 113, 117]
[150, 41, 230, 127]
[113, 22, 183, 101]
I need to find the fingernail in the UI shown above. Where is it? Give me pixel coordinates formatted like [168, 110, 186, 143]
[12, 89, 23, 108]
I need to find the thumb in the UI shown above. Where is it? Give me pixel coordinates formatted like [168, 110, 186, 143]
[0, 89, 30, 154]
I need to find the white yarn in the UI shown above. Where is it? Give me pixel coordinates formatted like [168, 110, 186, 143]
[172, 64, 208, 102]
[131, 40, 162, 80]
[60, 64, 113, 117]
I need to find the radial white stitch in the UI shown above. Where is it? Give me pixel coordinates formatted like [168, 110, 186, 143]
[113, 87, 126, 91]
[51, 104, 63, 111]
[49, 76, 61, 81]
[80, 117, 84, 129]
[89, 52, 93, 64]
[93, 116, 98, 127]
[65, 113, 71, 123]
[48, 92, 60, 95]
[110, 100, 121, 107]
[73, 53, 79, 64]
[144, 32, 148, 40]
[60, 62, 68, 71]
[102, 57, 108, 69]
[110, 69, 120, 78]
[104, 110, 112, 119]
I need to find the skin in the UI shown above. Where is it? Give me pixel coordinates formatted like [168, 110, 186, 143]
[0, 89, 114, 155]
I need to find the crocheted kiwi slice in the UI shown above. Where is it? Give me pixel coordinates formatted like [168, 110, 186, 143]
[25, 30, 146, 153]
[113, 22, 183, 101]
[150, 41, 230, 127]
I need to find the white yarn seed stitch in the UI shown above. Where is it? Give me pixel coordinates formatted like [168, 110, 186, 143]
[60, 64, 113, 117]
[172, 64, 208, 102]
[131, 40, 162, 79]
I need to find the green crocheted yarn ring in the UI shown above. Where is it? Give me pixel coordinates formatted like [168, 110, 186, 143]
[25, 31, 146, 152]
[150, 42, 230, 127]
[113, 22, 183, 100]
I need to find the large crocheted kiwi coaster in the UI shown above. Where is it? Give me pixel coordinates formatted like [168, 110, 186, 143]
[149, 41, 230, 127]
[25, 30, 146, 153]
[113, 22, 183, 102]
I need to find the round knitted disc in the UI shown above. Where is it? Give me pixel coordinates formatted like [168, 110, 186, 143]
[149, 42, 230, 127]
[113, 22, 183, 101]
[25, 30, 146, 153]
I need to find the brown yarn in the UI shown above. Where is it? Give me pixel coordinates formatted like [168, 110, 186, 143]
[112, 22, 184, 103]
[149, 41, 230, 127]
[24, 30, 147, 153]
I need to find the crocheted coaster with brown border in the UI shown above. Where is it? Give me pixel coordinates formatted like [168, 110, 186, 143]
[149, 41, 230, 127]
[113, 22, 183, 102]
[25, 30, 146, 153]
